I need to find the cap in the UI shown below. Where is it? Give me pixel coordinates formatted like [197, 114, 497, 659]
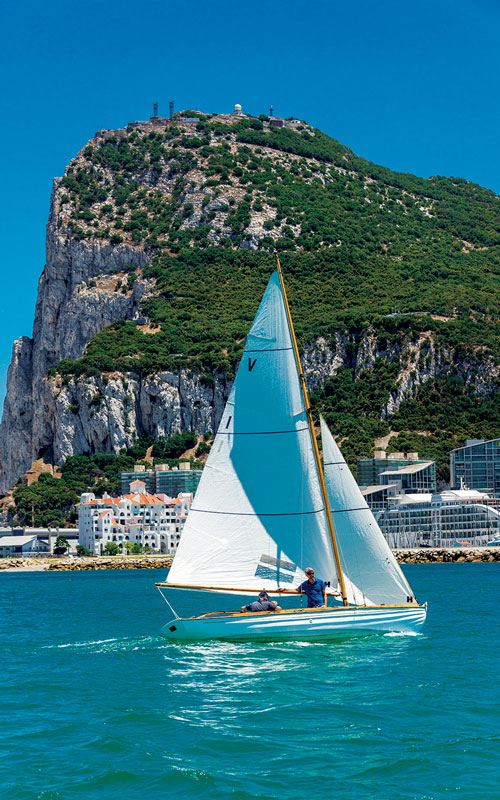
[258, 591, 269, 598]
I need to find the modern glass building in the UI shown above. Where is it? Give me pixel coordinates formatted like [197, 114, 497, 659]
[154, 468, 203, 496]
[371, 490, 500, 548]
[450, 438, 500, 494]
[361, 484, 399, 512]
[121, 469, 155, 494]
[121, 464, 203, 497]
[379, 461, 436, 493]
[358, 452, 436, 493]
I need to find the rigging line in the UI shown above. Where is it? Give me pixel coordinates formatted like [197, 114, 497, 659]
[189, 508, 325, 517]
[331, 507, 371, 513]
[156, 586, 180, 619]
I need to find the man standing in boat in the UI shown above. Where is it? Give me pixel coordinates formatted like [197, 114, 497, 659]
[296, 568, 328, 608]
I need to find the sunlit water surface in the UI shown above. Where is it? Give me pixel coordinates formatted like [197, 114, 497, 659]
[0, 565, 498, 799]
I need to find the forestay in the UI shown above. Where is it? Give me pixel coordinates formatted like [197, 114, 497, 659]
[320, 417, 414, 605]
[167, 273, 338, 593]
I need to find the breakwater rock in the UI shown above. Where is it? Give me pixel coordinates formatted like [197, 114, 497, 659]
[1, 550, 499, 574]
[394, 548, 500, 563]
[47, 556, 174, 571]
[0, 555, 173, 572]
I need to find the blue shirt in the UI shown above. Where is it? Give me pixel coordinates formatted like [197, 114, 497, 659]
[298, 578, 326, 607]
[245, 600, 278, 612]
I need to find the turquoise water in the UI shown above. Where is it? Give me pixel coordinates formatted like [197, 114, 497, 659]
[1, 565, 498, 800]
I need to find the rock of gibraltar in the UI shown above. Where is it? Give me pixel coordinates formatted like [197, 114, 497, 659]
[2, 106, 500, 520]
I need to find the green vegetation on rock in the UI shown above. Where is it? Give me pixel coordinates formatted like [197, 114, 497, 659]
[46, 111, 500, 480]
[10, 431, 205, 526]
[13, 474, 80, 528]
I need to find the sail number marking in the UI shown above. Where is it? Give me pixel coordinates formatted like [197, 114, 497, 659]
[248, 357, 257, 372]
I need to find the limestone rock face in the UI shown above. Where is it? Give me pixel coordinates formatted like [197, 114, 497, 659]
[0, 337, 35, 494]
[302, 331, 500, 420]
[37, 371, 230, 468]
[0, 164, 236, 493]
[302, 335, 348, 388]
[0, 184, 151, 493]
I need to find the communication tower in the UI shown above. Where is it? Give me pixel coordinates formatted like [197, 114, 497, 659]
[169, 100, 174, 119]
[270, 105, 273, 117]
[153, 102, 158, 117]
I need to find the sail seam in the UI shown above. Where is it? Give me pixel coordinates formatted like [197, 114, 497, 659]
[243, 347, 293, 353]
[217, 426, 309, 436]
[324, 461, 347, 466]
[189, 508, 325, 517]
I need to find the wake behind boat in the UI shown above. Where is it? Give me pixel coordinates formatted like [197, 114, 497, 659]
[156, 258, 427, 640]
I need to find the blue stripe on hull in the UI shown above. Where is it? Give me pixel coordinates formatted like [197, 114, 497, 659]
[162, 607, 427, 641]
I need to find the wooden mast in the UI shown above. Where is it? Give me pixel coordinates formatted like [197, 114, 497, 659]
[275, 254, 349, 607]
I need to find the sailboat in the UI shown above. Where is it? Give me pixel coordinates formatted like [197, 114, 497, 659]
[156, 258, 427, 640]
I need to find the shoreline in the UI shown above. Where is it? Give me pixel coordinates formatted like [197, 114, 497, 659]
[1, 548, 499, 573]
[0, 555, 174, 573]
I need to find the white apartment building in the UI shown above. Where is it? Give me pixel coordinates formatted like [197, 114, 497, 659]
[78, 479, 192, 555]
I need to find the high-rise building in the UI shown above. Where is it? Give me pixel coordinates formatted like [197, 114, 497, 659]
[450, 438, 500, 494]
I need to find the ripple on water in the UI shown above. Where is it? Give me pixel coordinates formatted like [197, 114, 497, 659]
[1, 565, 499, 800]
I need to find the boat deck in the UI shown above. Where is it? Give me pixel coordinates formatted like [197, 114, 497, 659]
[187, 603, 422, 621]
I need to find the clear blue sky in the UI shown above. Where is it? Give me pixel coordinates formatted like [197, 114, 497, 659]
[1, 0, 500, 405]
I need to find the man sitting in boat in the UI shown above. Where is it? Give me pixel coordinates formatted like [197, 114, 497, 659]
[241, 591, 282, 614]
[296, 568, 327, 608]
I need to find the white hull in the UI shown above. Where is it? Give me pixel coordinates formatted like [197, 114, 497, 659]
[161, 604, 427, 641]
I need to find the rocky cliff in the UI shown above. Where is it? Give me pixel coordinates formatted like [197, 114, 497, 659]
[2, 109, 500, 493]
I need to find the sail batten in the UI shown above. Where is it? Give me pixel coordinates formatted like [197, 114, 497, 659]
[331, 507, 373, 514]
[216, 427, 310, 435]
[243, 347, 293, 353]
[167, 273, 338, 593]
[189, 509, 325, 517]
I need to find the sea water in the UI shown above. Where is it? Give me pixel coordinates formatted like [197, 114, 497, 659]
[0, 564, 498, 800]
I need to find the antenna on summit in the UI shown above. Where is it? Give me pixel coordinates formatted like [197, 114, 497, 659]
[153, 102, 158, 117]
[270, 104, 273, 117]
[169, 100, 174, 119]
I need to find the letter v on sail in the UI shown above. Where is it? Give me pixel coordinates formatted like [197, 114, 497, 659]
[156, 258, 427, 640]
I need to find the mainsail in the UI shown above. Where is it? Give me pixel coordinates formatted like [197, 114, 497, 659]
[320, 417, 414, 605]
[167, 273, 338, 593]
